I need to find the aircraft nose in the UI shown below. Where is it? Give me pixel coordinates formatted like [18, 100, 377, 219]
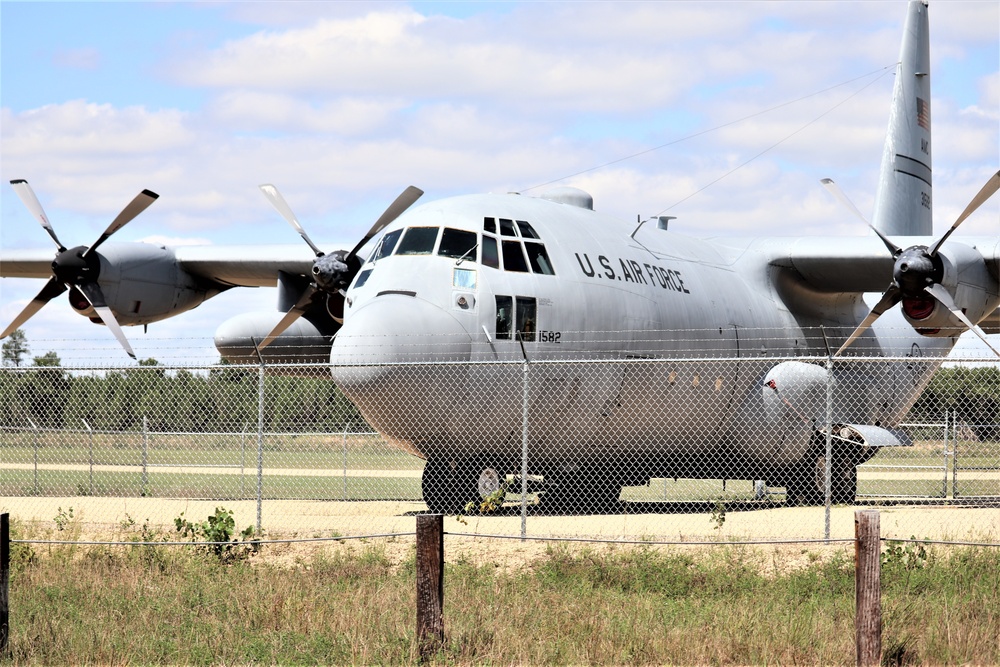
[330, 294, 472, 369]
[329, 295, 472, 446]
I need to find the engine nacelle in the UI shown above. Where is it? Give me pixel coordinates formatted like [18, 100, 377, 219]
[215, 311, 335, 365]
[79, 243, 217, 326]
[902, 244, 1000, 336]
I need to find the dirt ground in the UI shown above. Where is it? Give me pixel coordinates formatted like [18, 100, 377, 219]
[5, 496, 998, 540]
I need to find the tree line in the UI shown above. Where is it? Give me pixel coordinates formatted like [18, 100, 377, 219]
[0, 331, 366, 433]
[2, 330, 997, 437]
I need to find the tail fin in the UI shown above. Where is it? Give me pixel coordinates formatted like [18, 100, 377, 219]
[871, 0, 932, 237]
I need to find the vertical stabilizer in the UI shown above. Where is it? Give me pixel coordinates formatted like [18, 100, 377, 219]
[871, 0, 932, 237]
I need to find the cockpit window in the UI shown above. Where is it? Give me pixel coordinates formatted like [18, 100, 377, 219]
[396, 227, 440, 255]
[438, 228, 478, 260]
[481, 235, 499, 269]
[524, 242, 555, 275]
[482, 216, 556, 275]
[516, 220, 540, 239]
[501, 240, 529, 273]
[372, 229, 402, 262]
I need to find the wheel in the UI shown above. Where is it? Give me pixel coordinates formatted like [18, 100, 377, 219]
[784, 447, 857, 506]
[421, 458, 506, 513]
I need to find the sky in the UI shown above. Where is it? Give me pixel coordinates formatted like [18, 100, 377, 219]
[1, 0, 998, 366]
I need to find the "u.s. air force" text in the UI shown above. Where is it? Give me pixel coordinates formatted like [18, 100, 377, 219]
[574, 253, 691, 294]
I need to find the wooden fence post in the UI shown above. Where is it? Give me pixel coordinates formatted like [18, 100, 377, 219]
[1, 512, 9, 653]
[416, 514, 444, 659]
[855, 509, 881, 667]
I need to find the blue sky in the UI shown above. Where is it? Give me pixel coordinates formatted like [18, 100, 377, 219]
[1, 1, 997, 364]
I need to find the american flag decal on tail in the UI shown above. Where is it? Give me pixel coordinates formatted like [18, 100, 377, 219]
[916, 97, 930, 130]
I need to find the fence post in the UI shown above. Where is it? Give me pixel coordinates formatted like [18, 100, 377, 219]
[2, 512, 10, 653]
[824, 355, 834, 539]
[520, 352, 529, 540]
[27, 419, 39, 496]
[416, 514, 444, 659]
[82, 418, 94, 495]
[951, 411, 959, 499]
[256, 358, 265, 535]
[141, 416, 149, 497]
[855, 509, 881, 667]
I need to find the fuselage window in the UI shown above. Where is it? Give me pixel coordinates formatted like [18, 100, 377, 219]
[438, 228, 478, 260]
[396, 227, 440, 255]
[372, 229, 402, 262]
[501, 240, 529, 272]
[515, 296, 537, 342]
[483, 217, 497, 234]
[499, 218, 517, 237]
[524, 242, 555, 275]
[516, 220, 540, 239]
[482, 234, 499, 269]
[495, 295, 513, 340]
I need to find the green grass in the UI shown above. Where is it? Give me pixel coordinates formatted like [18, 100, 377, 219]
[4, 521, 1000, 666]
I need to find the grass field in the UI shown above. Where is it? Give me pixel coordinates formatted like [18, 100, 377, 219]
[4, 515, 1000, 666]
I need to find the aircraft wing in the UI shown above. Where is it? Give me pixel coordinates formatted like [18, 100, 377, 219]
[0, 249, 56, 279]
[0, 243, 321, 288]
[715, 235, 1000, 295]
[172, 244, 318, 288]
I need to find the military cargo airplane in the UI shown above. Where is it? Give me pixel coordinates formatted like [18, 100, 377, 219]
[2, 1, 998, 511]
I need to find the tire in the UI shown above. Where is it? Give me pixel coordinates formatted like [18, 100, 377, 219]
[421, 458, 505, 514]
[785, 447, 857, 506]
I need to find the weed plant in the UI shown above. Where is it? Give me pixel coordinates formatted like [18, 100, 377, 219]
[3, 521, 1000, 665]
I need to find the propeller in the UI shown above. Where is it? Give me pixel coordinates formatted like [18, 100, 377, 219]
[822, 172, 1000, 357]
[257, 184, 423, 350]
[2, 179, 160, 359]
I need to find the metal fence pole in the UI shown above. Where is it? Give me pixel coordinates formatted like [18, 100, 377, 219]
[824, 357, 833, 540]
[141, 416, 149, 496]
[342, 430, 348, 502]
[942, 413, 949, 499]
[256, 358, 265, 534]
[240, 423, 248, 498]
[27, 419, 38, 496]
[82, 418, 93, 495]
[951, 410, 959, 499]
[520, 351, 529, 540]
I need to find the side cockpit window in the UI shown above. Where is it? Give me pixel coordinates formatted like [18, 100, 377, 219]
[371, 229, 402, 262]
[482, 217, 556, 275]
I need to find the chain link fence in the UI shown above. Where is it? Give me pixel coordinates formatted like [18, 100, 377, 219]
[1, 331, 998, 543]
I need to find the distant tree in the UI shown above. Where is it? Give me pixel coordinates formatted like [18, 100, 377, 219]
[32, 351, 62, 367]
[2, 328, 29, 367]
[20, 351, 69, 427]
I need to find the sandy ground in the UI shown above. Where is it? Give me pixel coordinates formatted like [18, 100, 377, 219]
[4, 495, 997, 543]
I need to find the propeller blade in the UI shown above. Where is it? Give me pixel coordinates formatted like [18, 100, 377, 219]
[924, 283, 1000, 358]
[1, 278, 68, 338]
[868, 224, 902, 258]
[928, 170, 1000, 256]
[9, 179, 65, 251]
[348, 186, 423, 260]
[835, 285, 902, 356]
[820, 178, 870, 226]
[76, 282, 136, 359]
[257, 285, 318, 351]
[259, 184, 324, 257]
[85, 189, 159, 256]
